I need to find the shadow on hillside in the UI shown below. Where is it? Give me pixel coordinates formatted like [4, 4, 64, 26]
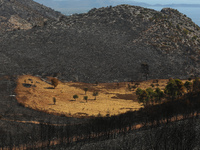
[22, 83, 32, 88]
[44, 87, 54, 89]
[69, 100, 76, 101]
[111, 94, 137, 101]
[88, 99, 95, 101]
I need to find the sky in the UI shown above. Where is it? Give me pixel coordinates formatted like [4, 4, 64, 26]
[134, 0, 200, 4]
[50, 0, 200, 5]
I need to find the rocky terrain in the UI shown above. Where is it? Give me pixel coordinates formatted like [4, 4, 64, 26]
[0, 0, 61, 31]
[0, 1, 200, 82]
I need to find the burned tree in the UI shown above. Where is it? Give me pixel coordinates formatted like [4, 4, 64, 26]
[141, 63, 149, 80]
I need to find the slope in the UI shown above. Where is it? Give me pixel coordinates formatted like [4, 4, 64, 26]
[0, 0, 61, 32]
[0, 4, 200, 82]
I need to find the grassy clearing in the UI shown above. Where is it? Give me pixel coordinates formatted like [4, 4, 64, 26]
[15, 75, 189, 118]
[15, 75, 143, 118]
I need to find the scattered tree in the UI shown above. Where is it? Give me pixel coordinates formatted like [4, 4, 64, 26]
[136, 88, 149, 106]
[83, 96, 88, 102]
[53, 97, 56, 105]
[164, 79, 177, 100]
[73, 95, 78, 100]
[184, 81, 192, 92]
[150, 83, 154, 87]
[84, 88, 88, 95]
[136, 88, 143, 96]
[128, 84, 131, 91]
[93, 91, 99, 100]
[132, 85, 137, 90]
[174, 79, 184, 97]
[164, 79, 184, 100]
[51, 78, 58, 89]
[146, 88, 154, 105]
[140, 90, 149, 106]
[135, 82, 140, 87]
[154, 88, 164, 104]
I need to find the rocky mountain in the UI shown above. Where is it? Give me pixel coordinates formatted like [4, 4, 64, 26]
[0, 2, 200, 82]
[0, 0, 61, 32]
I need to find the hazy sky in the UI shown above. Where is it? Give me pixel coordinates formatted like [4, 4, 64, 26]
[135, 0, 200, 4]
[51, 0, 200, 5]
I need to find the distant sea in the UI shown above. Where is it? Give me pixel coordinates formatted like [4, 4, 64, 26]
[60, 6, 200, 27]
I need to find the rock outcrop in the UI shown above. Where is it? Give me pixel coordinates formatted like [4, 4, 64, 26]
[0, 0, 61, 32]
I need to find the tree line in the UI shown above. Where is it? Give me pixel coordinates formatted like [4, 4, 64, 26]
[135, 78, 195, 106]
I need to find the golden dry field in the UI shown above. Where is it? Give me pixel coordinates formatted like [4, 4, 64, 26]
[15, 75, 188, 118]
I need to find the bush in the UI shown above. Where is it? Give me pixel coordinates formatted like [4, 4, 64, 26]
[51, 78, 58, 89]
[83, 96, 88, 102]
[132, 85, 137, 89]
[93, 91, 99, 100]
[156, 83, 159, 87]
[73, 95, 78, 100]
[135, 82, 140, 87]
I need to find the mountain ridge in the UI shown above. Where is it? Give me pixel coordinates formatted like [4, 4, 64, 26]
[0, 2, 200, 82]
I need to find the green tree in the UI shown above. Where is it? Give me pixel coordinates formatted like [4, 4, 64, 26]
[164, 79, 184, 100]
[146, 88, 154, 105]
[73, 94, 78, 100]
[136, 88, 149, 106]
[150, 83, 155, 88]
[184, 81, 192, 92]
[154, 88, 164, 104]
[174, 79, 184, 97]
[93, 91, 99, 100]
[84, 88, 88, 95]
[164, 79, 178, 100]
[83, 96, 88, 102]
[136, 88, 143, 96]
[140, 90, 149, 106]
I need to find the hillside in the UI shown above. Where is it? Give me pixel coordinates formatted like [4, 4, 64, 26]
[0, 0, 61, 32]
[0, 3, 200, 82]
